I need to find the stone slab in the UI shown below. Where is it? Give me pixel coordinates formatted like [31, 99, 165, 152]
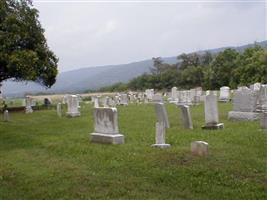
[90, 133, 124, 144]
[66, 112, 81, 117]
[228, 111, 259, 121]
[151, 144, 171, 148]
[202, 123, 224, 130]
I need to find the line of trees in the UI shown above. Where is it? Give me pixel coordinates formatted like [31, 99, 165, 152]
[99, 45, 267, 92]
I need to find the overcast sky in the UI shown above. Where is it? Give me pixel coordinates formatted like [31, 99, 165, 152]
[33, 0, 267, 72]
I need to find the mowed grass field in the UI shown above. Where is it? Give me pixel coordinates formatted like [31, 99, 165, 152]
[0, 102, 266, 199]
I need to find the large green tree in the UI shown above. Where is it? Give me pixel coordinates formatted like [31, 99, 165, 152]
[0, 0, 58, 89]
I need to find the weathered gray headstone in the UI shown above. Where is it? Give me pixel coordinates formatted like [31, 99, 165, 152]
[260, 112, 267, 130]
[66, 95, 80, 117]
[3, 110, 9, 122]
[25, 96, 33, 114]
[191, 141, 208, 156]
[90, 107, 124, 144]
[94, 97, 99, 108]
[228, 88, 259, 121]
[179, 105, 193, 129]
[202, 94, 224, 129]
[152, 94, 163, 103]
[154, 103, 170, 128]
[219, 86, 230, 102]
[151, 122, 170, 148]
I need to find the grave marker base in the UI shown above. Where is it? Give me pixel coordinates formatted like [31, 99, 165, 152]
[90, 133, 124, 144]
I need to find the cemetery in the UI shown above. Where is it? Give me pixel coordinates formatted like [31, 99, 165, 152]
[1, 0, 266, 199]
[0, 89, 266, 199]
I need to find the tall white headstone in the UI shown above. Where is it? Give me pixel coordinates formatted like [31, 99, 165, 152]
[202, 94, 224, 129]
[152, 103, 171, 148]
[180, 105, 193, 129]
[57, 103, 62, 117]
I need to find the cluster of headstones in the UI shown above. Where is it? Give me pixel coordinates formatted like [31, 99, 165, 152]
[169, 87, 202, 105]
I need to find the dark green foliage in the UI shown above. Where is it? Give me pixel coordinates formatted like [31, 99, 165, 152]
[0, 0, 58, 87]
[99, 45, 267, 92]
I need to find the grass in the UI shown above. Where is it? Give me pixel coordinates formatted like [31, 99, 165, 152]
[0, 102, 266, 199]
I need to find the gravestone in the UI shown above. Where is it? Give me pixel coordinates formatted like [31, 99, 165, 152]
[57, 103, 62, 117]
[257, 85, 267, 112]
[154, 103, 170, 128]
[94, 97, 99, 108]
[219, 86, 230, 102]
[103, 96, 109, 107]
[179, 105, 193, 129]
[152, 103, 170, 148]
[145, 89, 154, 101]
[202, 93, 224, 129]
[228, 88, 259, 121]
[90, 107, 124, 144]
[191, 141, 209, 156]
[3, 110, 9, 122]
[66, 95, 80, 117]
[171, 87, 177, 101]
[152, 94, 163, 103]
[25, 96, 33, 114]
[260, 112, 267, 130]
[120, 94, 128, 105]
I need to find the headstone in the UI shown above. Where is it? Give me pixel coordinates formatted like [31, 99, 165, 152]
[152, 94, 163, 103]
[151, 122, 170, 148]
[260, 112, 267, 130]
[250, 82, 261, 91]
[219, 86, 230, 102]
[191, 141, 209, 156]
[25, 96, 33, 114]
[66, 95, 80, 117]
[257, 85, 267, 112]
[154, 103, 170, 128]
[145, 89, 154, 101]
[103, 96, 109, 107]
[171, 87, 177, 101]
[228, 88, 259, 121]
[120, 94, 128, 105]
[57, 103, 62, 117]
[3, 110, 9, 122]
[179, 105, 193, 129]
[90, 107, 124, 144]
[202, 93, 224, 129]
[94, 97, 99, 108]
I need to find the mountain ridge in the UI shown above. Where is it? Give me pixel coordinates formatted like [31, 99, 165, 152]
[3, 40, 267, 97]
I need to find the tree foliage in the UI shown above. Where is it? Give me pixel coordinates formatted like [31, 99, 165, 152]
[98, 45, 267, 92]
[0, 0, 58, 87]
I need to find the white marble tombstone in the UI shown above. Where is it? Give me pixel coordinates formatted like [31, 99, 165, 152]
[219, 86, 230, 102]
[90, 107, 124, 144]
[66, 95, 80, 117]
[202, 93, 224, 129]
[3, 110, 9, 122]
[260, 112, 267, 130]
[94, 97, 99, 108]
[228, 87, 259, 121]
[152, 103, 170, 148]
[250, 82, 261, 91]
[103, 96, 109, 107]
[57, 103, 62, 117]
[191, 141, 209, 156]
[171, 87, 177, 101]
[145, 89, 154, 101]
[120, 94, 128, 105]
[179, 105, 193, 129]
[25, 96, 33, 114]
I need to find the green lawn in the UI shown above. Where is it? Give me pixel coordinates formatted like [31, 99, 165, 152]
[0, 103, 266, 199]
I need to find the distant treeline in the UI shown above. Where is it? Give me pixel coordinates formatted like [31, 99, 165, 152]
[97, 45, 267, 92]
